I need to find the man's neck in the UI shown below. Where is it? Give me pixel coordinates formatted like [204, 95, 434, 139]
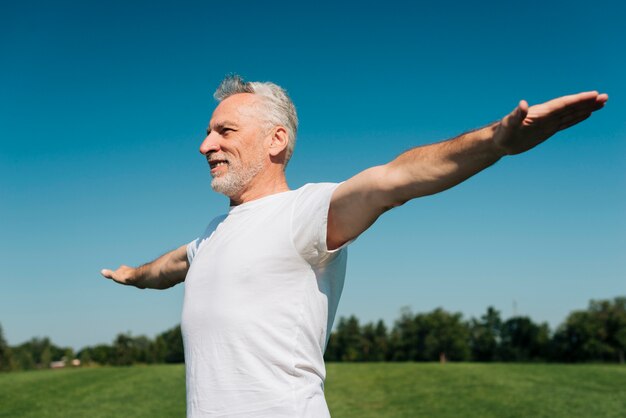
[228, 171, 290, 206]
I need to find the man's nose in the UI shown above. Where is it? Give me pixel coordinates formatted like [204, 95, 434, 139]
[199, 132, 220, 155]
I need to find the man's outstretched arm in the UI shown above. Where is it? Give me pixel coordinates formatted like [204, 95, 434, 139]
[100, 244, 189, 289]
[327, 91, 608, 250]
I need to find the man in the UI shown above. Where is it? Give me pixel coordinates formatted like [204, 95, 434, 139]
[101, 75, 608, 417]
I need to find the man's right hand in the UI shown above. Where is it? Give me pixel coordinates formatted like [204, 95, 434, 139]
[101, 265, 144, 288]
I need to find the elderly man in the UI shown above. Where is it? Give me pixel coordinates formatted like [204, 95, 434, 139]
[101, 75, 607, 417]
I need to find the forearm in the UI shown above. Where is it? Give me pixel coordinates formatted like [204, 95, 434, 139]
[134, 247, 189, 289]
[385, 122, 505, 206]
[102, 245, 189, 290]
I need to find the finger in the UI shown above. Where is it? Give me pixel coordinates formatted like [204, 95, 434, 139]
[515, 100, 529, 123]
[543, 91, 600, 112]
[558, 112, 592, 131]
[503, 101, 528, 129]
[539, 93, 600, 121]
[101, 269, 114, 279]
[579, 93, 607, 112]
[559, 114, 591, 131]
[593, 93, 608, 110]
[548, 95, 605, 120]
[569, 100, 605, 118]
[559, 106, 593, 123]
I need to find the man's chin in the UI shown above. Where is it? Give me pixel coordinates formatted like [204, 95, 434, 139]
[211, 176, 241, 197]
[209, 161, 263, 198]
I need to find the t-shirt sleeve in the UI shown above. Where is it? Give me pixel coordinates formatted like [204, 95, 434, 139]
[292, 182, 352, 266]
[186, 237, 201, 265]
[186, 214, 227, 265]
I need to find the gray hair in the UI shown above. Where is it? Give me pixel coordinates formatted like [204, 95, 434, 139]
[214, 74, 298, 166]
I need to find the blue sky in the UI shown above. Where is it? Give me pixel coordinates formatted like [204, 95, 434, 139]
[1, 0, 624, 350]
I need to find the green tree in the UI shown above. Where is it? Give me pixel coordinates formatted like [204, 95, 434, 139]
[40, 344, 52, 369]
[63, 348, 75, 367]
[12, 337, 62, 369]
[14, 348, 36, 370]
[499, 316, 550, 361]
[323, 316, 364, 361]
[150, 334, 168, 363]
[360, 321, 389, 361]
[469, 306, 502, 361]
[113, 333, 135, 366]
[359, 322, 375, 361]
[131, 335, 153, 364]
[84, 344, 114, 365]
[0, 324, 15, 372]
[589, 297, 626, 363]
[326, 318, 389, 362]
[616, 327, 626, 364]
[373, 320, 389, 361]
[553, 297, 626, 363]
[338, 316, 364, 361]
[389, 307, 470, 361]
[389, 307, 419, 361]
[154, 325, 184, 363]
[78, 349, 92, 366]
[419, 308, 470, 362]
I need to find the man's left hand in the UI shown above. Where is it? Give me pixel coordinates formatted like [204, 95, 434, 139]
[493, 91, 608, 156]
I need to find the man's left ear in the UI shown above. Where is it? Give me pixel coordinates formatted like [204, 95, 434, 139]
[268, 126, 289, 157]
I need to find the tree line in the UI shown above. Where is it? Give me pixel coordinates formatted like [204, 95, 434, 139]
[1, 297, 624, 372]
[0, 325, 183, 372]
[325, 297, 626, 363]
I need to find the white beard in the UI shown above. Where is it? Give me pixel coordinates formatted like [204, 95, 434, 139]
[210, 152, 265, 197]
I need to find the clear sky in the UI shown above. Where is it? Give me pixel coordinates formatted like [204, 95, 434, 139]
[1, 0, 624, 350]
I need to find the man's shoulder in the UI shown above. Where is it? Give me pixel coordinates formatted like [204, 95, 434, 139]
[291, 182, 341, 216]
[295, 182, 341, 195]
[207, 213, 228, 226]
[198, 213, 228, 238]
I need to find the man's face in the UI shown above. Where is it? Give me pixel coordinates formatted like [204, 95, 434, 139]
[200, 94, 269, 197]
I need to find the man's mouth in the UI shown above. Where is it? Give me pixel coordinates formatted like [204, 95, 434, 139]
[209, 160, 228, 169]
[208, 157, 229, 176]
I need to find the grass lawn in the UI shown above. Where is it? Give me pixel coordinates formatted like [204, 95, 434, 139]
[0, 365, 185, 418]
[1, 363, 625, 417]
[325, 363, 626, 418]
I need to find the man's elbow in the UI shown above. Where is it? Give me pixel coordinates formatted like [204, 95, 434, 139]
[376, 164, 414, 209]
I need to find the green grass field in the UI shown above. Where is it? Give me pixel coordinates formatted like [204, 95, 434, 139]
[1, 363, 625, 417]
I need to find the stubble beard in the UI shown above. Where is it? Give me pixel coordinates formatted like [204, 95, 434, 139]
[210, 152, 265, 198]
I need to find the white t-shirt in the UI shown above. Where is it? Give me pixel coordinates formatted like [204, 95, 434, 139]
[182, 183, 350, 417]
